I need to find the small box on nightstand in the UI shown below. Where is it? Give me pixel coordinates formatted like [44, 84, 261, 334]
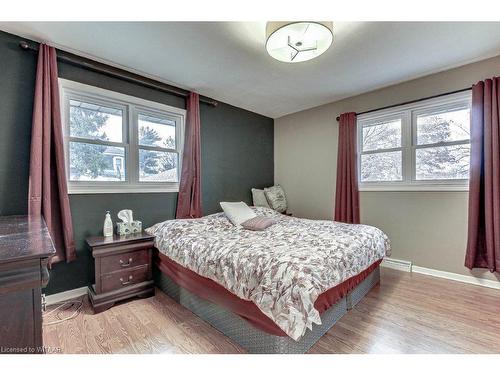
[86, 232, 155, 313]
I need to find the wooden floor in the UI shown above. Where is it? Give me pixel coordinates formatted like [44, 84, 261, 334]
[43, 268, 500, 354]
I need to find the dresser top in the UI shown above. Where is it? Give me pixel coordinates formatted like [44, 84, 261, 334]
[0, 215, 56, 264]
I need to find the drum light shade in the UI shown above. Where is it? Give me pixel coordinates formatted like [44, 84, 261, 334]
[266, 21, 334, 63]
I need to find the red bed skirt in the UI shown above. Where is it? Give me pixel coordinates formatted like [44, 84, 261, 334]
[155, 250, 381, 337]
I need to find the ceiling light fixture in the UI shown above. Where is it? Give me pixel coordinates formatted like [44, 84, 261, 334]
[265, 21, 333, 63]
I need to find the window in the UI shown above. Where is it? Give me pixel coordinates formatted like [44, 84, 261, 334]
[357, 91, 471, 191]
[60, 79, 185, 193]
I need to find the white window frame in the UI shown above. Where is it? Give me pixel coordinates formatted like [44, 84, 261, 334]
[357, 91, 472, 192]
[59, 78, 185, 194]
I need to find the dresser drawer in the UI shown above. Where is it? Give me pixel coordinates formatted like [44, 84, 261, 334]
[100, 249, 150, 274]
[100, 265, 149, 293]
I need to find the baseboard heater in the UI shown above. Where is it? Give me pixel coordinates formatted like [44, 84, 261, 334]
[381, 258, 413, 272]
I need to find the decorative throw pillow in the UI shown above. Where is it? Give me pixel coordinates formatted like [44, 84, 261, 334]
[264, 185, 287, 213]
[241, 216, 277, 231]
[220, 201, 257, 226]
[251, 188, 271, 208]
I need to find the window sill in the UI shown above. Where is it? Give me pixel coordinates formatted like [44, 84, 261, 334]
[359, 184, 469, 192]
[68, 185, 179, 194]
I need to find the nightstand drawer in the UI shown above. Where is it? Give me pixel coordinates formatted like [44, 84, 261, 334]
[101, 265, 149, 293]
[101, 249, 149, 274]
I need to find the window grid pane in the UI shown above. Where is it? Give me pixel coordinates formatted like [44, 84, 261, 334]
[138, 113, 176, 149]
[69, 99, 123, 143]
[415, 143, 470, 181]
[69, 141, 126, 182]
[138, 148, 178, 182]
[361, 151, 403, 182]
[362, 119, 402, 152]
[416, 107, 470, 146]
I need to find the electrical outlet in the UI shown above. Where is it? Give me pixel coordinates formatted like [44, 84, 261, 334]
[41, 293, 47, 312]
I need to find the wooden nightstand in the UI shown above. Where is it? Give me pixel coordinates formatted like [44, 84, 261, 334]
[87, 232, 155, 313]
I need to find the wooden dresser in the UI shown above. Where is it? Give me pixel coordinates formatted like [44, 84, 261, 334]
[0, 215, 55, 354]
[87, 233, 155, 313]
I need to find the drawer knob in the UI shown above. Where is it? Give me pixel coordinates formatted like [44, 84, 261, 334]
[119, 257, 133, 267]
[119, 275, 133, 285]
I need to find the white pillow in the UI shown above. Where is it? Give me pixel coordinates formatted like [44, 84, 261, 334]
[251, 188, 271, 208]
[220, 201, 257, 226]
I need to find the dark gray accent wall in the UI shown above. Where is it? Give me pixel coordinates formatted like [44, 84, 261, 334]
[0, 30, 274, 294]
[200, 103, 274, 214]
[0, 32, 37, 215]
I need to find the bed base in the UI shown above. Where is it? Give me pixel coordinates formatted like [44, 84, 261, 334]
[154, 266, 380, 354]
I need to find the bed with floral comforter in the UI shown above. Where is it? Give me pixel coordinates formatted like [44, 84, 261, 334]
[146, 207, 390, 341]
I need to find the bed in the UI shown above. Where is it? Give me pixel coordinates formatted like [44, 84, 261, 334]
[146, 207, 390, 353]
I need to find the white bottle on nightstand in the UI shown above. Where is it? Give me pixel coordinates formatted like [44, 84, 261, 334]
[103, 211, 113, 237]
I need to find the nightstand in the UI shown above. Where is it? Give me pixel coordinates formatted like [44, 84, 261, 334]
[86, 232, 155, 313]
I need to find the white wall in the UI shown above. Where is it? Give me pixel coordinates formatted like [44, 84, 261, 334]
[275, 54, 500, 282]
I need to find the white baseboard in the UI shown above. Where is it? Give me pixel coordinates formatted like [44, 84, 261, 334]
[381, 257, 500, 290]
[381, 257, 413, 272]
[45, 286, 88, 306]
[411, 265, 500, 290]
[44, 259, 500, 305]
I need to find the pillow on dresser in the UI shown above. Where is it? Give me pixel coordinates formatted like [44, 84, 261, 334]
[264, 185, 287, 213]
[251, 188, 271, 208]
[241, 216, 277, 231]
[220, 201, 257, 226]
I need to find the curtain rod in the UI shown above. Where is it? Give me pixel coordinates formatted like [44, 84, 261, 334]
[19, 40, 218, 107]
[335, 87, 472, 121]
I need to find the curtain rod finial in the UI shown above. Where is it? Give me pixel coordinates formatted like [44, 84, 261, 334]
[202, 98, 218, 107]
[336, 116, 340, 121]
[19, 41, 30, 50]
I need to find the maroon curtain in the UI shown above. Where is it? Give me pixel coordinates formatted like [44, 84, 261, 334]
[28, 44, 76, 264]
[465, 78, 500, 272]
[334, 112, 360, 223]
[176, 92, 202, 219]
